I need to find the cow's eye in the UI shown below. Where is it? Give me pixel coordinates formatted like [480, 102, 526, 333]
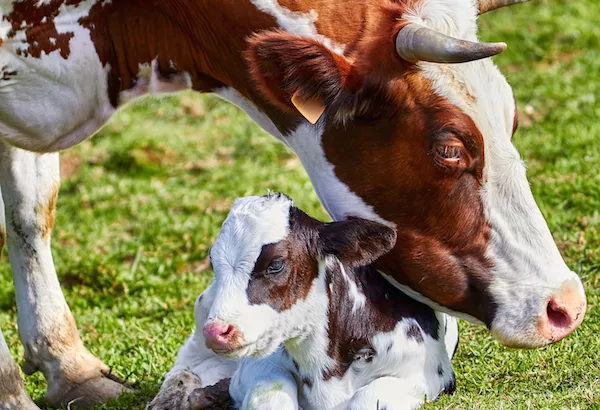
[266, 259, 285, 275]
[431, 133, 472, 170]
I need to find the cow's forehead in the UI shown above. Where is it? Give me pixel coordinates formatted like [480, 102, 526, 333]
[404, 0, 518, 178]
[421, 59, 516, 174]
[210, 195, 293, 271]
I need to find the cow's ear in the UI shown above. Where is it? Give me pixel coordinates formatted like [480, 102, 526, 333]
[318, 217, 397, 268]
[245, 30, 359, 124]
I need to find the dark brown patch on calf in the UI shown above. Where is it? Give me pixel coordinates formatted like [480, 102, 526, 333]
[301, 376, 313, 389]
[322, 263, 439, 381]
[246, 207, 320, 311]
[405, 322, 424, 343]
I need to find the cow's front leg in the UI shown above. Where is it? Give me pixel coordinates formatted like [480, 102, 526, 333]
[0, 143, 130, 408]
[1, 312, 40, 409]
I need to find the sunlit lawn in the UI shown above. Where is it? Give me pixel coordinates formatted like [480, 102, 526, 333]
[0, 0, 598, 408]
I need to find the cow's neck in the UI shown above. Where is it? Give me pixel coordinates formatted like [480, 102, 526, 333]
[85, 0, 365, 133]
[84, 0, 381, 222]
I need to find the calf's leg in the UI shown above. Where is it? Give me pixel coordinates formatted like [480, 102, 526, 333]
[0, 144, 129, 408]
[231, 355, 299, 410]
[347, 377, 424, 410]
[148, 284, 240, 410]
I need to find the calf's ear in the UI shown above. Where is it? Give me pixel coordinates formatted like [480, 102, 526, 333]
[245, 30, 361, 124]
[318, 217, 397, 268]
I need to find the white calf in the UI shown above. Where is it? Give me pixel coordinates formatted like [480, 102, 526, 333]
[149, 194, 457, 410]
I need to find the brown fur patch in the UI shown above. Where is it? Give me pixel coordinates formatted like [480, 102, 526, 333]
[22, 310, 82, 376]
[5, 1, 83, 59]
[322, 263, 438, 381]
[37, 182, 59, 241]
[246, 207, 320, 312]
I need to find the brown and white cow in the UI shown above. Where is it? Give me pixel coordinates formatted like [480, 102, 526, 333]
[154, 193, 456, 410]
[0, 0, 586, 408]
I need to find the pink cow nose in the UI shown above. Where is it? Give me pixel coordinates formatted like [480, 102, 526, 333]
[538, 281, 587, 343]
[203, 322, 240, 352]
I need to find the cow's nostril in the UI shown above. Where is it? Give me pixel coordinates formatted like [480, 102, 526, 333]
[546, 300, 571, 329]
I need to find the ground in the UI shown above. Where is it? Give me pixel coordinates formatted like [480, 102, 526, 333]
[0, 0, 599, 409]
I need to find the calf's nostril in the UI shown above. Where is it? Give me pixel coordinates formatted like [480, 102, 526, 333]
[546, 300, 572, 329]
[220, 324, 234, 338]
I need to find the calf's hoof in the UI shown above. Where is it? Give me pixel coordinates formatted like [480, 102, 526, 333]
[45, 370, 132, 409]
[146, 370, 202, 410]
[188, 378, 234, 410]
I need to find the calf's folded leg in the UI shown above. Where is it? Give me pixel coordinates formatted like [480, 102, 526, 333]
[229, 351, 299, 410]
[0, 144, 130, 408]
[148, 284, 240, 410]
[347, 376, 425, 410]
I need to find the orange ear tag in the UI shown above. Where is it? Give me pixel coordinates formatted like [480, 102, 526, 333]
[291, 91, 326, 124]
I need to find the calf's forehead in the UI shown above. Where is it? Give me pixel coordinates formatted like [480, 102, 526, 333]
[210, 195, 293, 272]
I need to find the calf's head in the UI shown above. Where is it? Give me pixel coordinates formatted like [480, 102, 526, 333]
[244, 0, 586, 347]
[203, 194, 396, 357]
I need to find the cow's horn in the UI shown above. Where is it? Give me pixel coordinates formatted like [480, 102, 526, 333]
[395, 23, 507, 64]
[478, 0, 530, 14]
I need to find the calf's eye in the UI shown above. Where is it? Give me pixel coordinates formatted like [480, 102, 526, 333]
[266, 259, 285, 275]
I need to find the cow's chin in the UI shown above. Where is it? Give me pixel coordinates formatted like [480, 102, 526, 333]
[490, 320, 549, 349]
[490, 304, 564, 349]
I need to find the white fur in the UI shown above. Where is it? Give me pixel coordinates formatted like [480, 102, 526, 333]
[249, 0, 345, 54]
[402, 0, 585, 346]
[207, 195, 295, 357]
[214, 87, 284, 141]
[0, 0, 116, 152]
[201, 196, 454, 409]
[336, 259, 366, 313]
[223, 259, 453, 410]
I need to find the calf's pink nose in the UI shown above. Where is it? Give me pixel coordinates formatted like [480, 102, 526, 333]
[203, 322, 237, 351]
[538, 281, 586, 343]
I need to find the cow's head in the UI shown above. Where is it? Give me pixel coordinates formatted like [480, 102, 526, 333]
[243, 0, 586, 348]
[203, 194, 396, 357]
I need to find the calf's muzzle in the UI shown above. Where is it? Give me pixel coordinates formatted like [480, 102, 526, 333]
[203, 322, 241, 352]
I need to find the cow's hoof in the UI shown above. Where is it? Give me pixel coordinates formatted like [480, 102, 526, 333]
[146, 370, 202, 410]
[0, 393, 41, 410]
[45, 370, 132, 409]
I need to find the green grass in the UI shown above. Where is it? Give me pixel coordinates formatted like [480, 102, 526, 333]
[1, 0, 599, 408]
